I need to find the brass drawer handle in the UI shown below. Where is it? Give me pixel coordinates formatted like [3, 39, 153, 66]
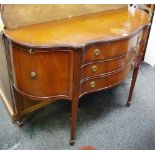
[90, 81, 96, 88]
[30, 71, 37, 79]
[91, 65, 97, 72]
[94, 49, 101, 56]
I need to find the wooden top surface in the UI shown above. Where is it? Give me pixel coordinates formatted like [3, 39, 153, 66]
[4, 8, 150, 47]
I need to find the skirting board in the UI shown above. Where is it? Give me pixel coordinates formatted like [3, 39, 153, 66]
[0, 88, 16, 122]
[0, 87, 57, 122]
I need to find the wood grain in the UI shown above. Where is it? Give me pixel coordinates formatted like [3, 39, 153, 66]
[10, 45, 74, 99]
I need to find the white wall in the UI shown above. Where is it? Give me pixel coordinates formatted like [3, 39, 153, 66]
[144, 14, 155, 66]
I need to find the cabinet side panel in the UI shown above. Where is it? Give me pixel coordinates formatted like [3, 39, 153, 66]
[0, 35, 15, 116]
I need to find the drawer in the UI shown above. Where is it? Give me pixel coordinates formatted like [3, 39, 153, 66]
[81, 49, 136, 80]
[11, 46, 74, 99]
[80, 63, 131, 96]
[83, 35, 139, 64]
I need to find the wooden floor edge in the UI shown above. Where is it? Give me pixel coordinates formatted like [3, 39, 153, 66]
[0, 88, 16, 122]
[0, 87, 57, 121]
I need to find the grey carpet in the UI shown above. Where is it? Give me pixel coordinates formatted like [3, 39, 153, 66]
[0, 62, 155, 150]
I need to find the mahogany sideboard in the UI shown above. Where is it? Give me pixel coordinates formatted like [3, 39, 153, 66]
[0, 6, 153, 145]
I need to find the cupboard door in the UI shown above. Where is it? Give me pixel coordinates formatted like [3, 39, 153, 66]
[10, 46, 74, 99]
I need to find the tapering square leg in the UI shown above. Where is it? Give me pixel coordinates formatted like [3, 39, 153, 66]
[127, 66, 139, 106]
[70, 98, 79, 145]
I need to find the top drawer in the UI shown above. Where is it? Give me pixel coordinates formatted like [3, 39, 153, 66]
[83, 35, 139, 64]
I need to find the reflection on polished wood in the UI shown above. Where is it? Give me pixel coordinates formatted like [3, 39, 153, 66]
[2, 7, 151, 145]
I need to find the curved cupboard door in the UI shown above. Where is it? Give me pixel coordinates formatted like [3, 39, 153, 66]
[10, 45, 74, 99]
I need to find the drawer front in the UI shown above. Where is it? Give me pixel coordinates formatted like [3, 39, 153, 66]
[10, 46, 74, 99]
[81, 63, 131, 96]
[83, 35, 139, 64]
[81, 49, 136, 80]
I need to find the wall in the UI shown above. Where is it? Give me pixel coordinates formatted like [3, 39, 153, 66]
[1, 4, 127, 29]
[144, 14, 155, 66]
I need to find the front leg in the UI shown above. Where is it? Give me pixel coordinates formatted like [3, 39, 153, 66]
[70, 98, 79, 145]
[127, 65, 139, 106]
[127, 55, 142, 106]
[70, 49, 82, 145]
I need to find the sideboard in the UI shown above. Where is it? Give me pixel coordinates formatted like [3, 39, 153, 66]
[0, 5, 153, 145]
